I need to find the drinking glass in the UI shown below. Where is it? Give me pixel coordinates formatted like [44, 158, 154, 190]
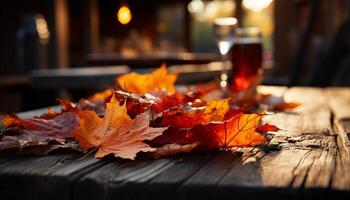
[231, 27, 263, 92]
[213, 17, 237, 89]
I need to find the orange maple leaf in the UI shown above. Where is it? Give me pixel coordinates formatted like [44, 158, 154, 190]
[73, 95, 167, 160]
[191, 113, 267, 149]
[88, 88, 113, 102]
[223, 113, 267, 147]
[1, 114, 21, 127]
[116, 64, 177, 94]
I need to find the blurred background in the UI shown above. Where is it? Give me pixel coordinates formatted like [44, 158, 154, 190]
[0, 0, 349, 113]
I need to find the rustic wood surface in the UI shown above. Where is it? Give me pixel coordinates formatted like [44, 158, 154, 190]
[0, 86, 349, 200]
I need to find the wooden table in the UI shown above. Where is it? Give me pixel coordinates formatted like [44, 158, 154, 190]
[0, 86, 349, 200]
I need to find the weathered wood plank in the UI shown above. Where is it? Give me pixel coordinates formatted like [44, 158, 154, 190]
[73, 157, 175, 200]
[263, 87, 332, 136]
[0, 152, 113, 200]
[175, 151, 243, 199]
[72, 152, 216, 200]
[0, 153, 76, 200]
[326, 88, 350, 190]
[204, 135, 336, 200]
[257, 85, 288, 96]
[137, 152, 217, 200]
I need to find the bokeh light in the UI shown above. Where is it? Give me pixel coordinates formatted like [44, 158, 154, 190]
[117, 4, 132, 25]
[242, 0, 273, 12]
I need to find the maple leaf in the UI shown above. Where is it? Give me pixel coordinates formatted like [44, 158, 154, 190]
[191, 113, 267, 149]
[113, 90, 154, 118]
[160, 110, 205, 129]
[88, 88, 113, 102]
[1, 113, 77, 138]
[151, 92, 184, 113]
[34, 107, 61, 120]
[58, 98, 105, 116]
[73, 94, 167, 160]
[18, 112, 77, 138]
[57, 99, 76, 112]
[151, 99, 235, 147]
[116, 64, 177, 94]
[258, 94, 300, 111]
[149, 127, 192, 147]
[159, 98, 231, 128]
[272, 102, 300, 111]
[1, 114, 21, 127]
[256, 123, 280, 133]
[0, 112, 78, 151]
[190, 82, 219, 98]
[203, 98, 230, 121]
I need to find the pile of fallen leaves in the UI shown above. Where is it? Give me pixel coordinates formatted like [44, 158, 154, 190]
[0, 65, 296, 160]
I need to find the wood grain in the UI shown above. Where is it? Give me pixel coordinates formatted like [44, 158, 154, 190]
[326, 88, 350, 191]
[263, 87, 333, 136]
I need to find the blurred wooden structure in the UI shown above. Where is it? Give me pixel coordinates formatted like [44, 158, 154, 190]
[86, 53, 218, 68]
[274, 0, 350, 85]
[1, 0, 350, 113]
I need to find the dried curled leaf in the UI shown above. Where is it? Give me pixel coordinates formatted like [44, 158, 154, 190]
[117, 65, 177, 94]
[272, 102, 300, 111]
[256, 123, 280, 133]
[258, 94, 300, 111]
[150, 142, 199, 159]
[58, 98, 105, 116]
[57, 99, 76, 112]
[190, 82, 219, 98]
[73, 95, 167, 160]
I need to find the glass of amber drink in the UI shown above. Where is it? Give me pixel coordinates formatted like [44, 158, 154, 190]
[231, 27, 263, 92]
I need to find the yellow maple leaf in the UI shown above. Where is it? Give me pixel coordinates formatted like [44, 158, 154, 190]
[203, 98, 230, 122]
[116, 64, 177, 94]
[88, 88, 113, 102]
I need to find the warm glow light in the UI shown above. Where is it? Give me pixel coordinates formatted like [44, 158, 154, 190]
[117, 4, 132, 25]
[187, 0, 236, 22]
[242, 0, 273, 12]
[214, 17, 237, 26]
[204, 1, 221, 21]
[187, 0, 204, 13]
[35, 15, 50, 43]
